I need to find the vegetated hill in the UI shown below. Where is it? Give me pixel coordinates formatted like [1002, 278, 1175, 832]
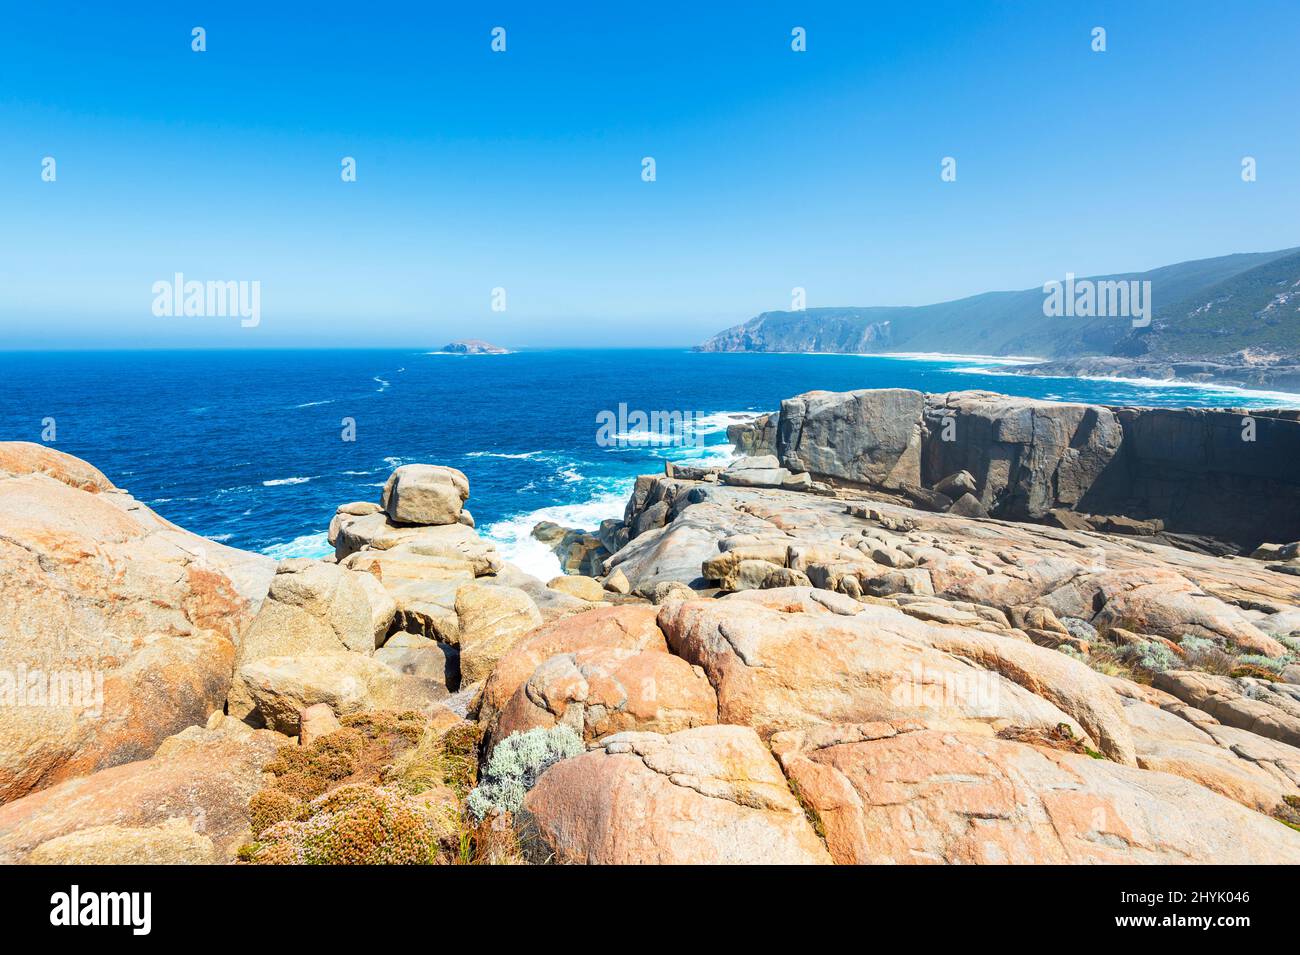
[1113, 249, 1300, 359]
[695, 247, 1300, 359]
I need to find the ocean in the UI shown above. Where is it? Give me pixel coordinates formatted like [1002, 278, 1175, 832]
[2, 348, 1296, 579]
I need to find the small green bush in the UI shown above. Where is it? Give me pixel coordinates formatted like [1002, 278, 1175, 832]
[1118, 641, 1179, 673]
[467, 725, 584, 822]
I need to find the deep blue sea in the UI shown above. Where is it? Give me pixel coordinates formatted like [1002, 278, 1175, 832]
[3, 348, 1296, 578]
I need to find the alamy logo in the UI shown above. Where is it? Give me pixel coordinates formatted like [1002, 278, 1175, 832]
[595, 404, 705, 448]
[50, 885, 151, 935]
[1043, 272, 1151, 328]
[152, 273, 261, 327]
[889, 662, 1001, 716]
[0, 666, 103, 718]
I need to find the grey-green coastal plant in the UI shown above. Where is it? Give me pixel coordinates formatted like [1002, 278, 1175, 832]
[467, 725, 584, 822]
[1235, 653, 1292, 675]
[1118, 641, 1179, 674]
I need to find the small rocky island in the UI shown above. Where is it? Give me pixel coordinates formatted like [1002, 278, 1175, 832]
[439, 339, 509, 355]
[3, 387, 1300, 865]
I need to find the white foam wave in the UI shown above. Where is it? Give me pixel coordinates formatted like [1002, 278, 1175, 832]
[262, 476, 313, 487]
[261, 532, 333, 561]
[691, 411, 763, 433]
[663, 443, 738, 468]
[294, 399, 335, 408]
[956, 367, 1300, 406]
[481, 484, 633, 581]
[466, 450, 546, 460]
[867, 351, 1044, 365]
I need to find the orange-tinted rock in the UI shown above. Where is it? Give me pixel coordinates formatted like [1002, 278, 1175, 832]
[492, 645, 716, 746]
[479, 605, 666, 727]
[522, 725, 830, 864]
[771, 722, 1300, 864]
[657, 599, 1109, 751]
[0, 719, 285, 863]
[0, 451, 271, 803]
[0, 441, 115, 492]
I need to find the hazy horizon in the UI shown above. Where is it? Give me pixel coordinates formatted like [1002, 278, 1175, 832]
[3, 2, 1298, 349]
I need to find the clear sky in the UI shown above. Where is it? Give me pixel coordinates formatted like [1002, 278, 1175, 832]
[1, 1, 1296, 348]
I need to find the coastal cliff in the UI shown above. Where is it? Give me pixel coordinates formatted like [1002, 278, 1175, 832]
[696, 247, 1300, 389]
[4, 388, 1300, 865]
[718, 388, 1300, 550]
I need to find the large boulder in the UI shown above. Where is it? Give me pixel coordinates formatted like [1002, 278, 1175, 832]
[921, 391, 1124, 520]
[25, 817, 217, 865]
[332, 514, 500, 570]
[373, 632, 456, 687]
[479, 605, 667, 728]
[657, 599, 1114, 754]
[718, 455, 795, 489]
[455, 584, 544, 685]
[492, 645, 717, 747]
[381, 464, 469, 526]
[546, 575, 605, 602]
[1089, 573, 1287, 657]
[727, 413, 777, 456]
[227, 559, 378, 721]
[0, 443, 271, 804]
[1121, 695, 1300, 813]
[1154, 671, 1300, 749]
[771, 721, 1300, 864]
[777, 389, 925, 488]
[237, 654, 446, 733]
[605, 497, 770, 592]
[521, 725, 831, 864]
[0, 717, 285, 864]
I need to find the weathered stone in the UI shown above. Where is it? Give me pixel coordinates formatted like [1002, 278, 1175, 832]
[381, 464, 470, 526]
[479, 605, 667, 729]
[373, 632, 456, 687]
[778, 388, 925, 488]
[947, 492, 987, 518]
[455, 584, 544, 685]
[934, 470, 977, 499]
[297, 703, 341, 747]
[1121, 696, 1300, 813]
[522, 725, 831, 864]
[228, 559, 376, 721]
[657, 599, 1114, 752]
[771, 721, 1300, 864]
[547, 575, 605, 602]
[923, 391, 1124, 521]
[0, 719, 285, 864]
[1154, 670, 1300, 749]
[238, 654, 445, 733]
[492, 646, 717, 747]
[26, 817, 217, 865]
[1089, 571, 1287, 656]
[0, 446, 270, 803]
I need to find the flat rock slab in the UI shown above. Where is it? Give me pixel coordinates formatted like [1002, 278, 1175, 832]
[522, 725, 831, 864]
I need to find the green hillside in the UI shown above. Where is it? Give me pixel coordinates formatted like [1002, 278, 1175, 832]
[696, 247, 1300, 360]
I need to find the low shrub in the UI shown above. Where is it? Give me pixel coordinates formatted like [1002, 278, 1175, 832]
[467, 725, 584, 822]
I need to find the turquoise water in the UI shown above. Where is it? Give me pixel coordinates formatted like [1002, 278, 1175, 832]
[1, 348, 1294, 578]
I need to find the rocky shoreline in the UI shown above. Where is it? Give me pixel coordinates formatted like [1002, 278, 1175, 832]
[994, 353, 1300, 393]
[3, 386, 1300, 864]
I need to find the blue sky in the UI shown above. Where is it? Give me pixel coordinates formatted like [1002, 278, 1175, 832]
[1, 1, 1296, 348]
